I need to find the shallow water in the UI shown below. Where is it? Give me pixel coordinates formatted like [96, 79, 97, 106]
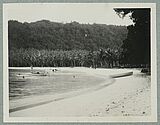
[9, 69, 105, 100]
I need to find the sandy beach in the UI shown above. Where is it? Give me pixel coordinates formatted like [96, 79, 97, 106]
[9, 67, 151, 118]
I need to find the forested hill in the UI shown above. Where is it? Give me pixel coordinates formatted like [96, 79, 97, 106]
[8, 20, 128, 50]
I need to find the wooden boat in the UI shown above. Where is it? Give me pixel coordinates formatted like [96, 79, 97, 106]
[32, 72, 47, 76]
[31, 71, 47, 76]
[110, 71, 133, 78]
[11, 80, 26, 82]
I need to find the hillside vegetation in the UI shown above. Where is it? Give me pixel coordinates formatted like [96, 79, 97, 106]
[8, 20, 128, 67]
[8, 20, 127, 50]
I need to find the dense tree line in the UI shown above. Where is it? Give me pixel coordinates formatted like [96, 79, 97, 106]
[9, 48, 121, 68]
[8, 20, 127, 67]
[8, 20, 127, 51]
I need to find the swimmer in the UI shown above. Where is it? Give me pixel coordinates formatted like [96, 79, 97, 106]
[30, 65, 33, 73]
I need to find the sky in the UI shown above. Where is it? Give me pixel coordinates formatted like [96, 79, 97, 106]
[4, 3, 134, 26]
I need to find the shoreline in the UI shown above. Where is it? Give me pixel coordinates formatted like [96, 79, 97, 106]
[9, 68, 151, 118]
[9, 67, 114, 111]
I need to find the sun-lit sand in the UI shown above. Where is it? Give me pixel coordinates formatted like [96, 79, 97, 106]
[9, 67, 151, 117]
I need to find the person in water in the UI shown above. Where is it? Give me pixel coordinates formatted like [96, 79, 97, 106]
[30, 65, 33, 73]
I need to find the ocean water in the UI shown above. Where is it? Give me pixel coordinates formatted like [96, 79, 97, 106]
[9, 68, 105, 100]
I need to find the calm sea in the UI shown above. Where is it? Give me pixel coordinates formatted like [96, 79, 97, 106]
[9, 69, 105, 100]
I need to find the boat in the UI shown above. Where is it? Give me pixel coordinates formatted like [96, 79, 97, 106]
[110, 71, 133, 78]
[31, 71, 47, 76]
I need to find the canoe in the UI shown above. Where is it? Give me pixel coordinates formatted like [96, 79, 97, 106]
[110, 71, 133, 78]
[31, 71, 47, 76]
[11, 80, 26, 82]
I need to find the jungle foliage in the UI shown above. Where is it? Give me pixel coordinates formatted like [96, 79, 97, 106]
[8, 20, 127, 67]
[8, 20, 127, 51]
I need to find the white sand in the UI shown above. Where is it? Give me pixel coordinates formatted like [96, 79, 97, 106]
[9, 68, 151, 117]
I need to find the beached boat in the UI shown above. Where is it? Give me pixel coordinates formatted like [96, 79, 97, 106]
[110, 71, 133, 78]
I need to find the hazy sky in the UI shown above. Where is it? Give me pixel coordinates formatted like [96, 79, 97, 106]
[4, 3, 133, 26]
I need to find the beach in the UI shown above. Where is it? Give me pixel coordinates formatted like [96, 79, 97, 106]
[9, 68, 151, 118]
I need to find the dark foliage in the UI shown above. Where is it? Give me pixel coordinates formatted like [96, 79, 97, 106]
[114, 8, 150, 67]
[8, 20, 127, 51]
[9, 48, 121, 68]
[8, 20, 128, 67]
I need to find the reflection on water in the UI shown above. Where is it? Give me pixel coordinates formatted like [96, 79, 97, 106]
[9, 69, 104, 100]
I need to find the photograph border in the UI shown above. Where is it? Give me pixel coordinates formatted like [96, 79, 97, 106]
[0, 1, 159, 124]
